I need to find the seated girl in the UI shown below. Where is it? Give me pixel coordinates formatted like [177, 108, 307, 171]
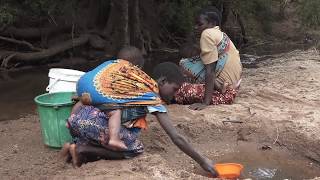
[175, 7, 242, 110]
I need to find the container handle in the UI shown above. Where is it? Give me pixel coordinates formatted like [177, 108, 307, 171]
[46, 78, 61, 92]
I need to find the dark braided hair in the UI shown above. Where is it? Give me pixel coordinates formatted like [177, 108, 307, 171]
[152, 62, 184, 85]
[199, 6, 222, 27]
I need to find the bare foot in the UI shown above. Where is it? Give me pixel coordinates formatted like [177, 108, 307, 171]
[60, 143, 71, 163]
[69, 144, 81, 167]
[108, 139, 128, 151]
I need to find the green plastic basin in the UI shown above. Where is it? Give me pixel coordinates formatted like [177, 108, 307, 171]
[34, 92, 75, 148]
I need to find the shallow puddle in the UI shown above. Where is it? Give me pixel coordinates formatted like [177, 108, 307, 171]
[196, 142, 320, 179]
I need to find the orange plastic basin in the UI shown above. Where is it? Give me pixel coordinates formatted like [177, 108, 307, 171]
[214, 163, 244, 179]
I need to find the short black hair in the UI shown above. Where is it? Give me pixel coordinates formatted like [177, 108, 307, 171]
[199, 6, 222, 26]
[152, 62, 184, 85]
[117, 46, 144, 67]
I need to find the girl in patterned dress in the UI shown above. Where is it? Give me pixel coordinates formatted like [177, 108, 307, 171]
[175, 7, 242, 110]
[61, 49, 218, 177]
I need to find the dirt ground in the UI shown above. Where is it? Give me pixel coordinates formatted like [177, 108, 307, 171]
[1, 49, 320, 179]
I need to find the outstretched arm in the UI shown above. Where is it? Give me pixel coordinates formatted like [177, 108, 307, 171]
[154, 112, 217, 177]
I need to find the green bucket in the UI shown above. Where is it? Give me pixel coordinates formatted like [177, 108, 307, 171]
[34, 92, 75, 148]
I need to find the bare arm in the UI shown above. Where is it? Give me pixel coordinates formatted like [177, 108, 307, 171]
[189, 62, 216, 110]
[154, 112, 217, 177]
[203, 62, 216, 105]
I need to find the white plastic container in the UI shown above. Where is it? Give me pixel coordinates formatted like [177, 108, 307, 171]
[46, 68, 85, 93]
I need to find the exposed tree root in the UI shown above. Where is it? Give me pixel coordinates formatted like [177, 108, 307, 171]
[1, 35, 90, 68]
[0, 36, 43, 51]
[89, 35, 107, 49]
[0, 25, 71, 40]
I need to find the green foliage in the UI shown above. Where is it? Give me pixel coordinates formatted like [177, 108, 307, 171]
[23, 0, 56, 16]
[0, 0, 76, 25]
[160, 0, 211, 37]
[21, 0, 77, 17]
[161, 0, 275, 37]
[299, 0, 320, 28]
[0, 3, 17, 25]
[234, 0, 273, 33]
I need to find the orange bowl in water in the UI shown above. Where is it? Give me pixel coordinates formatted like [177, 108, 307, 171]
[214, 163, 244, 179]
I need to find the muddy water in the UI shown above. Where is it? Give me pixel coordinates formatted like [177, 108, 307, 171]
[0, 69, 48, 121]
[0, 63, 100, 121]
[195, 142, 320, 179]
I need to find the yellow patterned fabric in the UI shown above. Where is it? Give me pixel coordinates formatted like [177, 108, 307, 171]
[77, 59, 163, 106]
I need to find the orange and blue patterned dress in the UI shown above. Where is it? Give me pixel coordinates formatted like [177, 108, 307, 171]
[68, 59, 166, 155]
[77, 59, 164, 108]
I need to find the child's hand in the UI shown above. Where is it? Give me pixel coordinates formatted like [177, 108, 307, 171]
[189, 103, 207, 110]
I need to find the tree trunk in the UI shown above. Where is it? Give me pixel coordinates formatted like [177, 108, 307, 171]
[232, 10, 248, 47]
[279, 0, 289, 19]
[140, 0, 161, 51]
[104, 0, 116, 37]
[122, 0, 130, 46]
[103, 0, 129, 53]
[221, 0, 233, 28]
[130, 0, 146, 54]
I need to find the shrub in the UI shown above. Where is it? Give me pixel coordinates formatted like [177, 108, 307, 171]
[160, 0, 211, 37]
[0, 3, 17, 25]
[234, 0, 273, 33]
[299, 0, 320, 28]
